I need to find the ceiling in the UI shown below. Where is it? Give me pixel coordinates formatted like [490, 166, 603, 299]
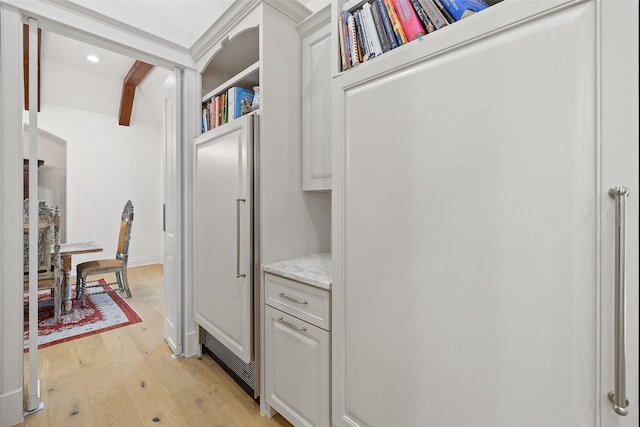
[36, 0, 328, 119]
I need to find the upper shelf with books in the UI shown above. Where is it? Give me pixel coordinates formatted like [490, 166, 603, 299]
[201, 27, 259, 98]
[336, 0, 503, 73]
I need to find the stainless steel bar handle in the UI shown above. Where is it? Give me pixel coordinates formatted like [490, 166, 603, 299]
[279, 292, 308, 305]
[607, 186, 630, 416]
[236, 198, 246, 278]
[277, 317, 306, 332]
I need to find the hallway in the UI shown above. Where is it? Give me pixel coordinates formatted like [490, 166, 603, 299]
[18, 264, 292, 427]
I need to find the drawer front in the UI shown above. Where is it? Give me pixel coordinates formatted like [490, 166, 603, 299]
[264, 305, 330, 427]
[265, 273, 330, 330]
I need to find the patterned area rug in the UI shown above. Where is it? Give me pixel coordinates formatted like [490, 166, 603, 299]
[23, 279, 142, 352]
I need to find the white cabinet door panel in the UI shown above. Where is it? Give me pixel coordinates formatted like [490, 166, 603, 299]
[334, 3, 604, 427]
[195, 116, 253, 364]
[265, 305, 330, 427]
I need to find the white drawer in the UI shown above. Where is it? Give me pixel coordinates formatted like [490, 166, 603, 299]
[264, 273, 330, 331]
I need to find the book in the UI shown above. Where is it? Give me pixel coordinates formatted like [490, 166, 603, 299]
[338, 11, 348, 70]
[370, 0, 391, 52]
[410, 0, 436, 33]
[440, 0, 489, 20]
[362, 3, 383, 57]
[227, 87, 255, 121]
[392, 0, 425, 41]
[375, 0, 399, 50]
[347, 12, 361, 66]
[432, 0, 456, 23]
[342, 11, 353, 69]
[202, 107, 209, 132]
[416, 0, 448, 29]
[384, 0, 408, 45]
[354, 9, 371, 61]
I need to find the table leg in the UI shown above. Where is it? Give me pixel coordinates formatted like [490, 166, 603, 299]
[63, 256, 73, 313]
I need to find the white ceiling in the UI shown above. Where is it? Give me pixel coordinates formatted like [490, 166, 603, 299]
[37, 0, 328, 119]
[67, 0, 236, 49]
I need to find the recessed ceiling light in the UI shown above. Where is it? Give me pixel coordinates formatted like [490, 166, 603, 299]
[86, 55, 100, 63]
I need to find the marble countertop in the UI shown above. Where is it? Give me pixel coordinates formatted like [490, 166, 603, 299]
[261, 252, 332, 290]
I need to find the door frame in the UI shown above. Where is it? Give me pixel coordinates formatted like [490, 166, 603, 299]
[0, 2, 197, 424]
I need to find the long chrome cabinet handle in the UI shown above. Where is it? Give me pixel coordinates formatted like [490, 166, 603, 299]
[279, 292, 308, 305]
[607, 186, 630, 416]
[236, 198, 246, 278]
[277, 317, 306, 332]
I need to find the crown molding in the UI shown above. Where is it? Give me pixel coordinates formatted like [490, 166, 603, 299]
[4, 0, 195, 69]
[296, 3, 330, 38]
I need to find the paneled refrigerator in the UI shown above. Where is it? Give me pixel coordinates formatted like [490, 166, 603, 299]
[194, 113, 259, 397]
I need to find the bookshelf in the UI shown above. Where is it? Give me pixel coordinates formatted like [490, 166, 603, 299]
[200, 27, 260, 133]
[332, 0, 504, 76]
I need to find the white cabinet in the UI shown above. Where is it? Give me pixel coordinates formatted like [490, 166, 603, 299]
[298, 5, 332, 191]
[192, 0, 327, 397]
[264, 272, 331, 427]
[331, 0, 638, 426]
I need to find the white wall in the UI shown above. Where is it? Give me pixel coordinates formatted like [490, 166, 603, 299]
[23, 100, 165, 269]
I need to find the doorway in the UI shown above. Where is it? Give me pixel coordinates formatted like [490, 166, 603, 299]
[21, 23, 171, 416]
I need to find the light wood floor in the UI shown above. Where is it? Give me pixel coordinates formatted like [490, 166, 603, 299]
[17, 264, 293, 427]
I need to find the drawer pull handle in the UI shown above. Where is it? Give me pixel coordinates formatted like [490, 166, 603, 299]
[278, 317, 306, 332]
[236, 198, 246, 278]
[279, 292, 307, 305]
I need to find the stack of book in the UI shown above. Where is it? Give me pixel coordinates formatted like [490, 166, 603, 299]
[338, 0, 494, 71]
[202, 86, 255, 133]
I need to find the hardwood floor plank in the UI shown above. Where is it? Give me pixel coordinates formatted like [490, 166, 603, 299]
[171, 382, 241, 427]
[75, 335, 144, 426]
[15, 264, 294, 427]
[43, 371, 95, 427]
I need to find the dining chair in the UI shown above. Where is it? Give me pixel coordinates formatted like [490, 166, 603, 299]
[76, 200, 134, 307]
[23, 200, 63, 323]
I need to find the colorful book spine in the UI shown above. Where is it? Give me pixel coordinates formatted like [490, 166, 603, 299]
[342, 11, 352, 69]
[236, 88, 255, 118]
[370, 0, 391, 52]
[432, 0, 456, 23]
[376, 0, 399, 50]
[440, 0, 489, 20]
[227, 87, 255, 121]
[384, 0, 408, 45]
[416, 0, 448, 29]
[410, 0, 436, 33]
[347, 12, 360, 66]
[392, 0, 425, 41]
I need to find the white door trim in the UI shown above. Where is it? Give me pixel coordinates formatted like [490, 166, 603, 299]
[0, 2, 194, 424]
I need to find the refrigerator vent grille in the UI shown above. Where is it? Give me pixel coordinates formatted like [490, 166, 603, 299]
[203, 331, 255, 396]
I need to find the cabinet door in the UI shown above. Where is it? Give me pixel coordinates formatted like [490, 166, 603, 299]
[265, 305, 330, 427]
[195, 115, 253, 364]
[302, 21, 332, 191]
[332, 2, 637, 427]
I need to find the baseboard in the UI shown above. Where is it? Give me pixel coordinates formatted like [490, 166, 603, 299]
[0, 388, 24, 427]
[125, 255, 163, 267]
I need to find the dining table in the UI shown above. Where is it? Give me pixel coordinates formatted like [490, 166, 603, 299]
[60, 242, 103, 313]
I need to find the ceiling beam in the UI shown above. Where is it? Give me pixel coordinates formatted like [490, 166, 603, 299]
[118, 60, 153, 126]
[22, 24, 41, 111]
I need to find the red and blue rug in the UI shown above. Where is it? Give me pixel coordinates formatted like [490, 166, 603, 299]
[23, 279, 142, 351]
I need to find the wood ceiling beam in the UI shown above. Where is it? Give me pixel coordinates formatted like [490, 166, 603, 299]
[23, 24, 41, 112]
[118, 60, 153, 126]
